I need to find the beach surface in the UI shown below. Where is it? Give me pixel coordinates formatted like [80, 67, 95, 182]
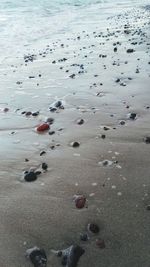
[0, 1, 150, 266]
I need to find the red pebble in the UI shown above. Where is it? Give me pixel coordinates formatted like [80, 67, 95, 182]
[75, 195, 86, 209]
[96, 239, 105, 249]
[37, 123, 50, 132]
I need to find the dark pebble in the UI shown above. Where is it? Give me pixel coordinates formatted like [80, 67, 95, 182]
[129, 113, 136, 120]
[101, 134, 106, 139]
[49, 131, 55, 135]
[40, 151, 46, 156]
[146, 205, 150, 210]
[103, 126, 110, 131]
[27, 247, 47, 267]
[119, 120, 125, 125]
[144, 137, 150, 144]
[29, 76, 35, 79]
[115, 78, 120, 83]
[25, 111, 32, 116]
[88, 223, 100, 234]
[77, 119, 84, 125]
[69, 74, 76, 79]
[49, 107, 57, 112]
[80, 233, 89, 241]
[46, 118, 54, 124]
[42, 163, 48, 171]
[55, 100, 63, 108]
[32, 112, 39, 117]
[126, 48, 135, 53]
[24, 171, 37, 182]
[71, 141, 80, 148]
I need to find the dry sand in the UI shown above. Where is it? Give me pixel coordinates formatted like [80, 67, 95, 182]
[0, 3, 150, 267]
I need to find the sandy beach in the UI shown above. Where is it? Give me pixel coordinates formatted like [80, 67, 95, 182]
[0, 1, 150, 266]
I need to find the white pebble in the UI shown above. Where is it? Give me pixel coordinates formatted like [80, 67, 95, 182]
[92, 183, 97, 186]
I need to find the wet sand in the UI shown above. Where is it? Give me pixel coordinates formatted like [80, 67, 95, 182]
[0, 3, 150, 267]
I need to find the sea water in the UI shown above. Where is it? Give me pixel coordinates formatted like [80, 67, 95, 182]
[0, 0, 149, 60]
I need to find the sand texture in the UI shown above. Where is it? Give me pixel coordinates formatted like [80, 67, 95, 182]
[0, 3, 150, 267]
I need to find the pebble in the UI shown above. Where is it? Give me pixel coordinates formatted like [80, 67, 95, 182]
[146, 205, 150, 210]
[53, 245, 85, 267]
[126, 48, 135, 53]
[77, 119, 84, 125]
[24, 171, 37, 182]
[42, 163, 48, 171]
[87, 223, 100, 234]
[101, 134, 106, 139]
[119, 120, 125, 125]
[129, 113, 137, 120]
[80, 233, 89, 241]
[46, 117, 54, 124]
[74, 195, 86, 209]
[49, 131, 55, 135]
[40, 151, 46, 156]
[144, 136, 150, 144]
[37, 123, 50, 132]
[26, 247, 47, 267]
[70, 141, 80, 148]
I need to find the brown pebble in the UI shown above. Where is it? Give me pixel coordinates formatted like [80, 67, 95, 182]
[75, 195, 86, 209]
[96, 239, 106, 249]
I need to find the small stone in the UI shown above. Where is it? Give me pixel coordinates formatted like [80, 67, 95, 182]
[115, 78, 120, 83]
[77, 119, 84, 125]
[114, 47, 117, 52]
[88, 223, 100, 234]
[69, 74, 76, 79]
[46, 118, 54, 124]
[26, 111, 32, 116]
[49, 131, 55, 135]
[55, 100, 62, 108]
[74, 195, 86, 209]
[3, 107, 9, 112]
[40, 151, 46, 156]
[129, 113, 136, 120]
[101, 134, 106, 139]
[29, 76, 35, 79]
[32, 111, 39, 117]
[71, 141, 80, 148]
[26, 247, 47, 267]
[49, 107, 57, 112]
[146, 205, 150, 210]
[144, 137, 150, 144]
[119, 120, 125, 125]
[42, 163, 48, 171]
[103, 126, 110, 131]
[96, 239, 106, 249]
[126, 49, 135, 53]
[120, 82, 126, 87]
[37, 123, 50, 132]
[80, 233, 89, 241]
[24, 172, 37, 182]
[25, 158, 29, 162]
